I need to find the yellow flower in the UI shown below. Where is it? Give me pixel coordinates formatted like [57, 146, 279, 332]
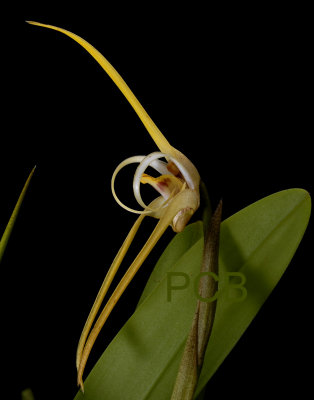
[27, 21, 200, 392]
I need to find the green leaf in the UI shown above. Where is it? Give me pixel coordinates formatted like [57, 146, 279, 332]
[195, 188, 311, 396]
[0, 167, 36, 263]
[74, 189, 311, 400]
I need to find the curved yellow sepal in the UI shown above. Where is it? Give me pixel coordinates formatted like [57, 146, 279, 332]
[26, 21, 174, 155]
[76, 189, 199, 391]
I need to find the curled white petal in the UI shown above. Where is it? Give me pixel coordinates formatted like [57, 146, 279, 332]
[133, 152, 170, 210]
[111, 156, 150, 214]
[170, 157, 195, 190]
[111, 154, 170, 214]
[149, 159, 169, 175]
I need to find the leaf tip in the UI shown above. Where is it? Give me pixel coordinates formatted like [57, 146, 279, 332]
[294, 188, 311, 217]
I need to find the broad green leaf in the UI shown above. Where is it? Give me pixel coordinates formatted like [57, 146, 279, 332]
[0, 167, 36, 263]
[74, 189, 311, 400]
[195, 188, 311, 396]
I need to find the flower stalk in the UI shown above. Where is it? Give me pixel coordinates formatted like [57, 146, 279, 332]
[171, 198, 222, 400]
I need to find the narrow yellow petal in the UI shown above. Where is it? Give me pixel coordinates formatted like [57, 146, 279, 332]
[77, 189, 199, 389]
[26, 21, 174, 155]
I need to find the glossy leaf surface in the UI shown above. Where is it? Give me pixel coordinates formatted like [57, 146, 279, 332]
[74, 189, 311, 399]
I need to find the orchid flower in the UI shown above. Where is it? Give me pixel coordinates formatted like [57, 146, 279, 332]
[27, 21, 201, 391]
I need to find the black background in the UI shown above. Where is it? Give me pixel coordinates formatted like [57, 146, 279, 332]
[1, 3, 313, 399]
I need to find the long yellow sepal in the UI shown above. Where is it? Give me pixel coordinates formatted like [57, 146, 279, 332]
[76, 189, 198, 391]
[26, 21, 174, 156]
[76, 213, 145, 371]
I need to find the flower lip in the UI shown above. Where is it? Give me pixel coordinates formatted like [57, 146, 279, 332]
[140, 174, 184, 201]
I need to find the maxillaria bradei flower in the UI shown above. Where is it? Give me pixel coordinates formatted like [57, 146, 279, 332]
[28, 21, 201, 391]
